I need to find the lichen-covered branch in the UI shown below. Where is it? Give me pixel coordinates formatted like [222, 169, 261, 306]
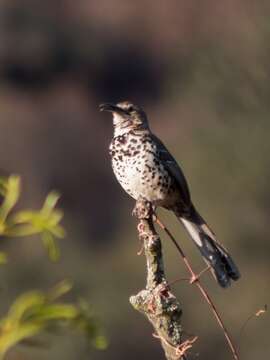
[130, 199, 186, 360]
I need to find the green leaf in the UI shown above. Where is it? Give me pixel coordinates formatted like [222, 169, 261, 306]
[0, 322, 43, 358]
[93, 335, 108, 350]
[0, 282, 107, 358]
[45, 210, 64, 227]
[30, 304, 78, 322]
[0, 177, 7, 197]
[6, 189, 65, 261]
[11, 211, 37, 224]
[7, 292, 45, 324]
[4, 224, 40, 237]
[41, 192, 61, 217]
[41, 232, 60, 262]
[0, 176, 20, 224]
[47, 280, 73, 302]
[49, 224, 66, 238]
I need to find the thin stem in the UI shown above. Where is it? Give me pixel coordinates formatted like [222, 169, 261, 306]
[155, 215, 240, 360]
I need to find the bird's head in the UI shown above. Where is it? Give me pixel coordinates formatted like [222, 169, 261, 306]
[99, 101, 149, 136]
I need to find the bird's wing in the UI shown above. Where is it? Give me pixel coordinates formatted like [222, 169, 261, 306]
[150, 134, 191, 206]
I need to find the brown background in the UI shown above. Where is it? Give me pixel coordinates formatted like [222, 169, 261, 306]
[0, 1, 269, 359]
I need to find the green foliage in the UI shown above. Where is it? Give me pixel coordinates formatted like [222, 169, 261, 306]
[0, 280, 107, 359]
[0, 175, 65, 261]
[0, 175, 107, 358]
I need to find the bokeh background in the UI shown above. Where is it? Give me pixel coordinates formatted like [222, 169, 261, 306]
[0, 1, 269, 359]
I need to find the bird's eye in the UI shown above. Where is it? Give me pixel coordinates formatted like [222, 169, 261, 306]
[128, 105, 134, 112]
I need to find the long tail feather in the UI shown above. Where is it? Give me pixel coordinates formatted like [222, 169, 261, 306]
[175, 206, 240, 288]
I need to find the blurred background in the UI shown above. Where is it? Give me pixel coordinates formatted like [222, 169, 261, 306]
[0, 0, 269, 359]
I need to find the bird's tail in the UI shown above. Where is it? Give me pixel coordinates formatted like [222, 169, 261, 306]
[174, 205, 240, 288]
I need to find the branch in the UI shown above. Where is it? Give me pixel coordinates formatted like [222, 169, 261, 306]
[155, 216, 240, 360]
[130, 199, 195, 360]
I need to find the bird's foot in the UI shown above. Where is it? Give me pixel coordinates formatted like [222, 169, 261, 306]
[132, 199, 152, 219]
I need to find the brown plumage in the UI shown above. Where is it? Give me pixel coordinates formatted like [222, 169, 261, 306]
[100, 101, 240, 288]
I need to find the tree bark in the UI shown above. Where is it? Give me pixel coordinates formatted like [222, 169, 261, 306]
[130, 199, 185, 360]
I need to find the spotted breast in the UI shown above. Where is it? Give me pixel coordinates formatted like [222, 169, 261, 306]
[102, 101, 240, 288]
[109, 131, 179, 207]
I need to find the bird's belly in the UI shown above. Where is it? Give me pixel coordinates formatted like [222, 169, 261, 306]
[112, 154, 178, 206]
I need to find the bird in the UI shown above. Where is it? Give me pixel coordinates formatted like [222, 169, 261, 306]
[100, 101, 240, 288]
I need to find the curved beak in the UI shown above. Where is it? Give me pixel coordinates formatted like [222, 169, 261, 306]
[99, 103, 127, 115]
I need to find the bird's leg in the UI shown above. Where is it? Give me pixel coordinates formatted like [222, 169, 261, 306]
[132, 198, 152, 219]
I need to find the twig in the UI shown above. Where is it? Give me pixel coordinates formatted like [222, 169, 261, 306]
[154, 215, 240, 360]
[130, 199, 196, 360]
[166, 265, 211, 289]
[238, 304, 267, 342]
[153, 333, 198, 359]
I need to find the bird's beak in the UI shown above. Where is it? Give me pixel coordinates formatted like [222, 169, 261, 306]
[99, 103, 127, 115]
